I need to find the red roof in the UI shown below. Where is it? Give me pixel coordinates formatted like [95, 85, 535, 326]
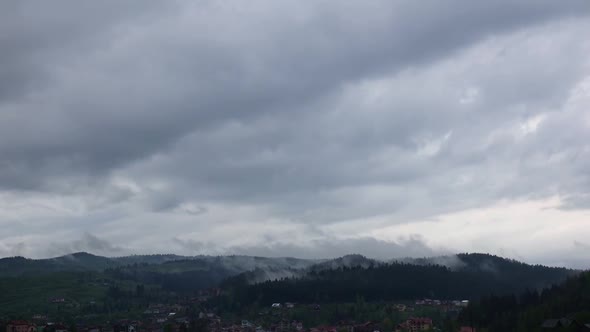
[9, 321, 34, 326]
[460, 327, 476, 332]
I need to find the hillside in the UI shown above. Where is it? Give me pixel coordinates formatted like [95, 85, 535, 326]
[459, 271, 590, 332]
[0, 253, 319, 294]
[0, 252, 579, 322]
[220, 254, 576, 307]
[0, 252, 316, 278]
[0, 253, 119, 276]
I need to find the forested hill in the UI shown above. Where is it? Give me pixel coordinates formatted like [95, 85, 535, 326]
[0, 252, 121, 276]
[0, 252, 316, 278]
[459, 271, 590, 332]
[221, 254, 576, 306]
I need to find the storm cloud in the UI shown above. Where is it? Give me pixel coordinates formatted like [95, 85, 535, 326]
[1, 1, 590, 266]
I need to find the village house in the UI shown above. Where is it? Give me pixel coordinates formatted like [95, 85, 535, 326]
[7, 321, 36, 332]
[354, 322, 379, 332]
[42, 323, 69, 332]
[77, 325, 102, 332]
[397, 317, 432, 332]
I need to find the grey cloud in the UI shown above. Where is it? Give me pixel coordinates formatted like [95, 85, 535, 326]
[1, 1, 590, 263]
[128, 18, 590, 224]
[173, 237, 217, 255]
[528, 241, 590, 269]
[0, 242, 27, 257]
[1, 1, 589, 190]
[46, 233, 125, 257]
[0, 1, 168, 102]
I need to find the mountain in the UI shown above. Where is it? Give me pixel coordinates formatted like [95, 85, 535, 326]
[0, 252, 577, 297]
[220, 254, 576, 307]
[0, 252, 317, 278]
[230, 254, 378, 285]
[0, 252, 119, 276]
[0, 252, 580, 321]
[0, 252, 322, 292]
[105, 255, 318, 291]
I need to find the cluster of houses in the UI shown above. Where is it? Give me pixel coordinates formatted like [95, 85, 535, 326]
[0, 298, 478, 332]
[395, 317, 432, 332]
[414, 299, 468, 308]
[4, 321, 100, 332]
[3, 315, 440, 332]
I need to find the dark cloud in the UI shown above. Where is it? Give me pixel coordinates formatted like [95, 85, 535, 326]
[1, 1, 588, 189]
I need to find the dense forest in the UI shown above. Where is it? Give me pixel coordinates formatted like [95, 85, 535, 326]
[458, 271, 590, 331]
[216, 254, 574, 309]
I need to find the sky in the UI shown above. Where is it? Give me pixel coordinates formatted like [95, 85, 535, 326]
[1, 1, 590, 268]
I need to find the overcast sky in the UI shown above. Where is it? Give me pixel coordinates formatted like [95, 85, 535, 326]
[1, 1, 590, 267]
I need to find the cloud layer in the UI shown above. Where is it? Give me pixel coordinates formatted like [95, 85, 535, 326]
[1, 1, 590, 266]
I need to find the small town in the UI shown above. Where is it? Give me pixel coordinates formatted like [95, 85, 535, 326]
[1, 298, 474, 332]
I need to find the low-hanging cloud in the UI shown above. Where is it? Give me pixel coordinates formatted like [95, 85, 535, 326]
[223, 235, 447, 260]
[45, 233, 125, 258]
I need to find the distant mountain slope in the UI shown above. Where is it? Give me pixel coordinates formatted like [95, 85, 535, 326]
[0, 252, 119, 276]
[401, 253, 573, 290]
[0, 252, 577, 297]
[105, 256, 319, 291]
[0, 252, 317, 278]
[220, 254, 576, 306]
[224, 254, 379, 285]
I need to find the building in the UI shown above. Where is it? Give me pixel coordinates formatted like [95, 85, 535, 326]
[7, 321, 36, 332]
[397, 317, 432, 332]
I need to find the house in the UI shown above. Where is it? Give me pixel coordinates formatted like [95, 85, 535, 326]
[354, 322, 379, 332]
[291, 321, 303, 331]
[7, 321, 36, 332]
[43, 323, 69, 332]
[112, 321, 138, 332]
[394, 304, 406, 312]
[397, 317, 432, 332]
[80, 326, 102, 332]
[311, 326, 338, 332]
[52, 324, 69, 332]
[271, 303, 282, 308]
